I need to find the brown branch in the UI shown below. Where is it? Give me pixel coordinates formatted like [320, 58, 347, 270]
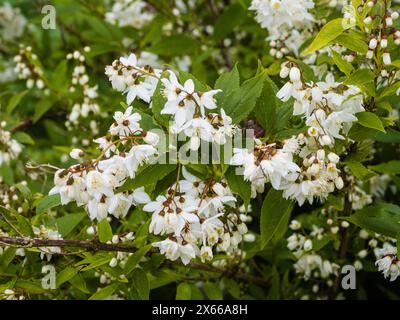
[0, 236, 269, 286]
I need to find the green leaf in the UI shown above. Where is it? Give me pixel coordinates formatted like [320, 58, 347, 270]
[15, 215, 33, 236]
[124, 245, 151, 274]
[36, 194, 61, 214]
[131, 269, 150, 300]
[13, 132, 35, 145]
[203, 282, 222, 300]
[253, 73, 279, 134]
[213, 4, 246, 40]
[343, 69, 375, 86]
[334, 32, 368, 54]
[344, 203, 400, 238]
[369, 161, 400, 175]
[149, 35, 200, 56]
[260, 189, 294, 249]
[97, 219, 113, 242]
[56, 267, 78, 288]
[221, 72, 265, 123]
[303, 18, 347, 55]
[225, 167, 251, 209]
[345, 161, 376, 180]
[15, 182, 31, 197]
[0, 163, 14, 184]
[118, 164, 176, 192]
[331, 50, 354, 76]
[214, 63, 240, 103]
[33, 96, 58, 123]
[76, 253, 112, 271]
[55, 212, 86, 237]
[89, 283, 119, 300]
[6, 90, 29, 114]
[356, 112, 385, 133]
[176, 283, 192, 300]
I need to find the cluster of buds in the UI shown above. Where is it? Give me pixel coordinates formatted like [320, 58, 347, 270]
[13, 46, 49, 94]
[362, 1, 400, 66]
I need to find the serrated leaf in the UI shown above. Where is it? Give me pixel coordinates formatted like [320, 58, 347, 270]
[331, 50, 354, 76]
[303, 18, 347, 55]
[356, 112, 385, 133]
[260, 189, 294, 249]
[124, 245, 151, 274]
[369, 161, 400, 175]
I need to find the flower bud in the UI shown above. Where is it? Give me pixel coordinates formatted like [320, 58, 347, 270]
[289, 67, 301, 82]
[70, 148, 84, 160]
[369, 37, 377, 49]
[383, 52, 391, 65]
[304, 239, 313, 251]
[328, 152, 339, 164]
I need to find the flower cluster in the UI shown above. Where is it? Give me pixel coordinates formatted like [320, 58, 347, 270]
[105, 0, 154, 29]
[0, 2, 26, 42]
[375, 242, 400, 281]
[0, 123, 22, 166]
[362, 1, 400, 65]
[13, 46, 49, 93]
[105, 53, 161, 105]
[50, 107, 156, 221]
[249, 0, 315, 58]
[65, 48, 102, 139]
[146, 167, 249, 265]
[230, 141, 299, 198]
[32, 225, 63, 261]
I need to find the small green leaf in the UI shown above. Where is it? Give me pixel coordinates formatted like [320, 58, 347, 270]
[343, 69, 375, 86]
[55, 212, 86, 237]
[56, 267, 78, 288]
[89, 283, 119, 300]
[344, 203, 400, 238]
[303, 18, 347, 55]
[6, 90, 29, 114]
[345, 161, 376, 181]
[131, 269, 150, 300]
[203, 282, 222, 300]
[260, 189, 294, 249]
[118, 164, 176, 192]
[124, 245, 151, 274]
[97, 219, 113, 242]
[36, 194, 61, 214]
[331, 50, 354, 76]
[356, 112, 385, 133]
[176, 283, 192, 300]
[369, 161, 400, 175]
[225, 167, 251, 209]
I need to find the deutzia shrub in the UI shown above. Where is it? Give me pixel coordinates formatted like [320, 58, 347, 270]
[0, 0, 399, 300]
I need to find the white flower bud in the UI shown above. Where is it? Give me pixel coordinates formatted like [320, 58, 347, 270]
[383, 52, 391, 65]
[320, 135, 332, 146]
[335, 177, 344, 189]
[289, 67, 301, 82]
[392, 12, 399, 20]
[304, 239, 313, 251]
[109, 257, 118, 268]
[69, 148, 84, 160]
[363, 16, 372, 24]
[280, 65, 290, 78]
[328, 152, 340, 164]
[358, 249, 368, 258]
[341, 221, 350, 228]
[381, 37, 388, 49]
[289, 220, 301, 230]
[366, 49, 374, 59]
[369, 38, 377, 49]
[317, 149, 325, 161]
[143, 131, 159, 146]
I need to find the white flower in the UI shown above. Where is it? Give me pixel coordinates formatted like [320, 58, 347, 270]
[152, 238, 196, 265]
[182, 117, 214, 151]
[109, 106, 142, 137]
